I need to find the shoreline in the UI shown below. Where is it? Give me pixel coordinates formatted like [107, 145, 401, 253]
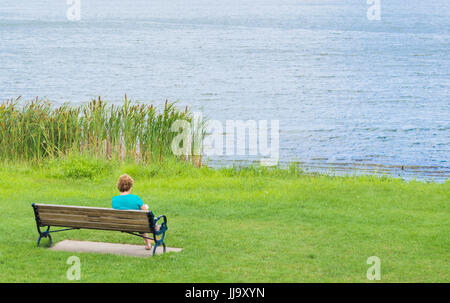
[207, 159, 450, 183]
[2, 156, 449, 184]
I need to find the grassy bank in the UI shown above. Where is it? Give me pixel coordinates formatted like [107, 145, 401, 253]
[0, 157, 448, 282]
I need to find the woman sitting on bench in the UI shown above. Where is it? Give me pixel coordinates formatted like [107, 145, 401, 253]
[112, 174, 155, 250]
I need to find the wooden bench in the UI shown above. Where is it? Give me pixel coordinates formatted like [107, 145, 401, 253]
[32, 203, 168, 256]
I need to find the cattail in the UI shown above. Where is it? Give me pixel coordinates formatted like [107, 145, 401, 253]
[0, 97, 206, 164]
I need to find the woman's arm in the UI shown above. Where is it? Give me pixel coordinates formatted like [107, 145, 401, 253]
[140, 204, 149, 210]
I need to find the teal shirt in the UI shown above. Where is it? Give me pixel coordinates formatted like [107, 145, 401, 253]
[112, 194, 144, 210]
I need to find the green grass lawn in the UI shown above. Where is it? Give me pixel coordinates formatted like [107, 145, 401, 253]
[0, 159, 448, 282]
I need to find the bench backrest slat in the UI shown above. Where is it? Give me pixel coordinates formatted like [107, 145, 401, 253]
[34, 204, 153, 233]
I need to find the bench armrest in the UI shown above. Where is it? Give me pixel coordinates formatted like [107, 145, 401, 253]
[154, 215, 168, 235]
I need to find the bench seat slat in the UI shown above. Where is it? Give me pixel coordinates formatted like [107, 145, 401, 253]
[38, 212, 149, 226]
[36, 204, 148, 218]
[34, 204, 153, 233]
[39, 218, 151, 233]
[38, 208, 147, 220]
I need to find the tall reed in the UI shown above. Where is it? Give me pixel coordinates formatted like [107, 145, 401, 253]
[0, 96, 204, 165]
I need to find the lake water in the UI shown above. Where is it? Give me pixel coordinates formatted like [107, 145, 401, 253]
[1, 0, 449, 181]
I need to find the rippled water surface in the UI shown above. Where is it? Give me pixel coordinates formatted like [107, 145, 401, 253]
[1, 0, 449, 181]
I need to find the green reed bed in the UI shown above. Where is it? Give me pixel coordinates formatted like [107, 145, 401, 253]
[0, 96, 202, 164]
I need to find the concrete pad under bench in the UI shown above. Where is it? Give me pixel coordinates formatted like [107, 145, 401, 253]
[49, 240, 182, 257]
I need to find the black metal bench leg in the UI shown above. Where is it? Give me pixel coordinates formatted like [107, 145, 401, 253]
[37, 226, 52, 247]
[152, 242, 158, 256]
[152, 241, 166, 256]
[152, 231, 167, 256]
